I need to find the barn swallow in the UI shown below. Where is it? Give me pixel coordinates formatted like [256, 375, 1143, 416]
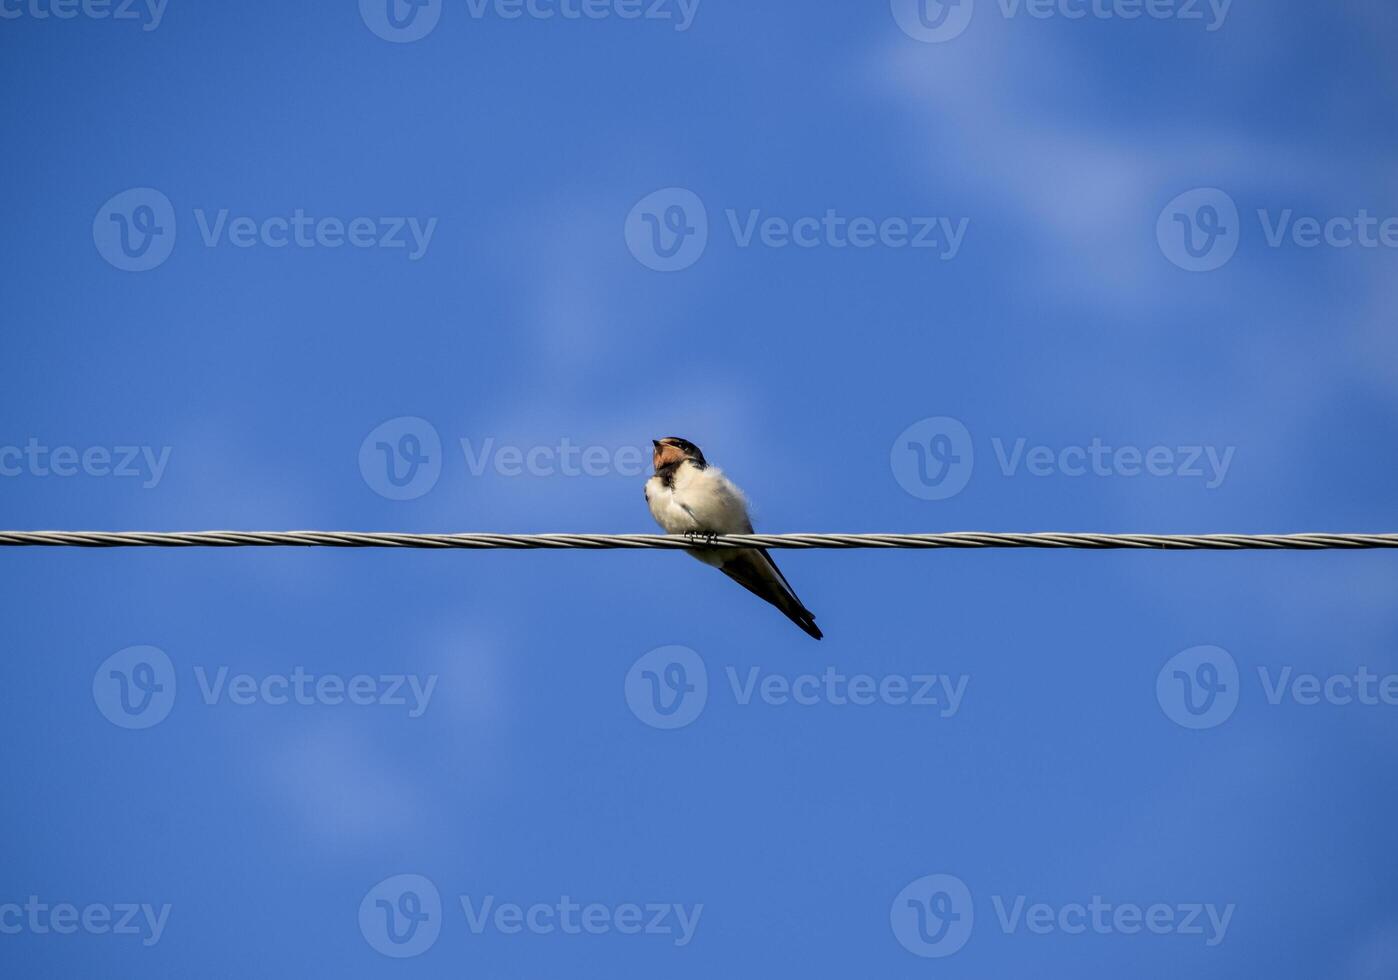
[645, 437, 822, 640]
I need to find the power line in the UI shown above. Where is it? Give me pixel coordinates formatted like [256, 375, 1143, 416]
[0, 530, 1395, 550]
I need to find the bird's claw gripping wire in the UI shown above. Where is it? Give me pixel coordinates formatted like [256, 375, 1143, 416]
[684, 530, 721, 547]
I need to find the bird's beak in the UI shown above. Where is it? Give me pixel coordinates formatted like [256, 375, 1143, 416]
[652, 440, 661, 449]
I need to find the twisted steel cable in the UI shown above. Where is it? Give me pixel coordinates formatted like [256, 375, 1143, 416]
[0, 530, 1395, 550]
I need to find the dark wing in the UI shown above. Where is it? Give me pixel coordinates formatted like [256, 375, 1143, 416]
[716, 548, 822, 640]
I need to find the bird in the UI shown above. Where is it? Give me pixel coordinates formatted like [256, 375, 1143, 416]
[644, 437, 822, 640]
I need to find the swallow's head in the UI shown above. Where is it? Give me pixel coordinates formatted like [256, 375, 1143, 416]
[652, 437, 706, 472]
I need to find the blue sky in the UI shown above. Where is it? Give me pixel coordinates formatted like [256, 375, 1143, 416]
[2, 1, 1397, 976]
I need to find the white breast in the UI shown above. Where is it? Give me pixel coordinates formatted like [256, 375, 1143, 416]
[646, 462, 752, 535]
